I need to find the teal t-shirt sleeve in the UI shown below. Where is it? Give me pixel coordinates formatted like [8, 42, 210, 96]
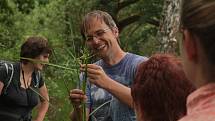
[132, 56, 147, 79]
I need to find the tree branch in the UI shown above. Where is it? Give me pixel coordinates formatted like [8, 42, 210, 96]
[146, 19, 160, 27]
[117, 0, 139, 12]
[118, 15, 140, 32]
[118, 15, 159, 32]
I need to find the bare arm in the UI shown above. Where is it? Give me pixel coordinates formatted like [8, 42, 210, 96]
[82, 64, 133, 108]
[34, 84, 49, 121]
[102, 78, 133, 108]
[0, 81, 4, 95]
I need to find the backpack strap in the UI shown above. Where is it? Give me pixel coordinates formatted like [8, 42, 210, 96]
[3, 63, 14, 94]
[4, 63, 9, 74]
[34, 71, 41, 88]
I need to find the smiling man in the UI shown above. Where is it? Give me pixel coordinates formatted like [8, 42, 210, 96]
[69, 10, 147, 121]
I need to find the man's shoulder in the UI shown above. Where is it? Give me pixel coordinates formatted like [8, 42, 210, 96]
[94, 59, 103, 66]
[93, 53, 148, 67]
[127, 52, 147, 59]
[126, 52, 148, 63]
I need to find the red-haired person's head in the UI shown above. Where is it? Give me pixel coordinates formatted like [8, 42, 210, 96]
[131, 54, 195, 121]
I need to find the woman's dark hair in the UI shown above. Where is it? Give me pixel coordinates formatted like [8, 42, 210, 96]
[20, 36, 52, 64]
[131, 54, 195, 121]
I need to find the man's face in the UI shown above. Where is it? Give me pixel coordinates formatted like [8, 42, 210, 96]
[85, 18, 119, 58]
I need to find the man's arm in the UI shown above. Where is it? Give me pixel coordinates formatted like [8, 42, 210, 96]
[103, 78, 133, 108]
[82, 64, 134, 108]
[0, 82, 4, 95]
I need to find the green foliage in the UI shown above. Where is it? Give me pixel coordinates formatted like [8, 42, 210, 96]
[14, 0, 36, 14]
[92, 0, 164, 56]
[0, 0, 14, 14]
[0, 0, 167, 120]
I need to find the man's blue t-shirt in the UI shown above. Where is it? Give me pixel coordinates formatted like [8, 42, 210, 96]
[86, 53, 147, 121]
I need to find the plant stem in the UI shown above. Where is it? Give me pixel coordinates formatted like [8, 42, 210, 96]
[29, 86, 54, 108]
[82, 56, 87, 121]
[20, 57, 78, 71]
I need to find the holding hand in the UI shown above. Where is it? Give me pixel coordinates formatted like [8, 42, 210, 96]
[80, 64, 112, 89]
[69, 89, 87, 109]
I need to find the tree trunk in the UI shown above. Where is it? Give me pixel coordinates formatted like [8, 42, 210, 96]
[157, 0, 182, 54]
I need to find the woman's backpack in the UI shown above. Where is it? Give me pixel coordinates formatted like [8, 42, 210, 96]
[0, 60, 14, 94]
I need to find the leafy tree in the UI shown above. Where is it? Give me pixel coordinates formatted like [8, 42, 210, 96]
[0, 0, 169, 120]
[62, 0, 164, 56]
[90, 0, 164, 55]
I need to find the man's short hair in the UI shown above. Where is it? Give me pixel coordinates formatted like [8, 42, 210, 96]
[81, 10, 117, 39]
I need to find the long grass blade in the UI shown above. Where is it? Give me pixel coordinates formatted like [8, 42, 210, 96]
[20, 57, 78, 71]
[89, 99, 112, 116]
[29, 86, 54, 108]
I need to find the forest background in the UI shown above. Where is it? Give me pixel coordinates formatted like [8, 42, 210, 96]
[0, 0, 180, 120]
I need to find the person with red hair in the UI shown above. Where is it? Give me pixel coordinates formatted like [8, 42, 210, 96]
[131, 54, 195, 121]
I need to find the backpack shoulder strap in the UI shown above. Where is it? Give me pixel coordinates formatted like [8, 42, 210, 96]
[34, 71, 41, 88]
[4, 63, 9, 74]
[3, 63, 14, 94]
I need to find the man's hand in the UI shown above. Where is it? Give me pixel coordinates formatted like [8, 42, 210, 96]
[69, 89, 89, 121]
[80, 64, 133, 108]
[81, 64, 112, 89]
[69, 89, 87, 109]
